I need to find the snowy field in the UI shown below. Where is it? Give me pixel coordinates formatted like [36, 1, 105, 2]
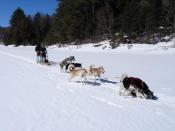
[0, 41, 175, 131]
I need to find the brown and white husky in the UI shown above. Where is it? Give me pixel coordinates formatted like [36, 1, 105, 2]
[69, 67, 88, 84]
[89, 65, 105, 82]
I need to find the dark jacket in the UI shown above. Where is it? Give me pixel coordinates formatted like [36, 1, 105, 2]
[35, 45, 41, 52]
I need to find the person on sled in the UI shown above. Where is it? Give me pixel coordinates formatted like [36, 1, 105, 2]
[40, 45, 49, 64]
[35, 44, 42, 63]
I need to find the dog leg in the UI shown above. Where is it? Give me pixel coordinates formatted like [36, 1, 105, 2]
[88, 74, 91, 80]
[69, 75, 74, 82]
[119, 89, 125, 96]
[119, 89, 132, 96]
[94, 76, 97, 83]
[119, 88, 126, 96]
[36, 56, 39, 63]
[37, 56, 39, 63]
[80, 76, 83, 85]
[81, 73, 87, 85]
[98, 75, 100, 80]
[61, 68, 63, 72]
[119, 81, 126, 96]
[136, 89, 146, 99]
[39, 56, 42, 63]
[140, 92, 146, 99]
[60, 64, 63, 72]
[83, 75, 87, 85]
[41, 56, 43, 63]
[136, 88, 140, 98]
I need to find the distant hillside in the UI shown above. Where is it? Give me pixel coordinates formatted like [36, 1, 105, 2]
[1, 0, 175, 46]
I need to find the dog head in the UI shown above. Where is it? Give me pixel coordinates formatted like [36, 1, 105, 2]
[68, 56, 75, 61]
[120, 74, 128, 83]
[72, 56, 75, 61]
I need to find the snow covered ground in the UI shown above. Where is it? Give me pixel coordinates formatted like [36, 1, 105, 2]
[0, 41, 175, 131]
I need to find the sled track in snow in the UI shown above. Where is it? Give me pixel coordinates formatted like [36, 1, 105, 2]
[0, 49, 157, 107]
[0, 50, 52, 69]
[0, 51, 115, 90]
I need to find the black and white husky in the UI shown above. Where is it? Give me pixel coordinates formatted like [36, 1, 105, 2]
[59, 56, 75, 72]
[119, 74, 155, 99]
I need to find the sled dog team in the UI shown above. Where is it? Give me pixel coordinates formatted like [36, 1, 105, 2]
[59, 56, 105, 83]
[59, 56, 156, 100]
[35, 45, 156, 100]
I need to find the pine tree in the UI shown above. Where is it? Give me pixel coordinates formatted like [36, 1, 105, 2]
[145, 0, 163, 32]
[3, 28, 13, 45]
[163, 0, 175, 28]
[26, 15, 35, 45]
[10, 8, 28, 46]
[33, 12, 52, 45]
[33, 12, 42, 44]
[0, 26, 4, 42]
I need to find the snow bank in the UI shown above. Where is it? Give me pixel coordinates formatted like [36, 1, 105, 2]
[47, 39, 175, 54]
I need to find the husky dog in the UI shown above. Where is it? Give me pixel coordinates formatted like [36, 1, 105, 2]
[69, 67, 88, 84]
[59, 56, 75, 72]
[119, 74, 155, 99]
[89, 65, 105, 82]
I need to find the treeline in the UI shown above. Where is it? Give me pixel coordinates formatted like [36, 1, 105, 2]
[0, 27, 5, 42]
[2, 0, 175, 46]
[3, 8, 53, 46]
[48, 0, 175, 44]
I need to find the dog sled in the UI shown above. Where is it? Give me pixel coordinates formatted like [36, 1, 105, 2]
[37, 60, 58, 66]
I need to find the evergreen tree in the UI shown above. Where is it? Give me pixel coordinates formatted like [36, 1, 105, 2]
[145, 0, 163, 32]
[163, 0, 175, 28]
[3, 28, 13, 45]
[26, 15, 35, 45]
[44, 14, 57, 45]
[33, 12, 52, 45]
[41, 14, 51, 42]
[10, 8, 27, 46]
[33, 12, 42, 44]
[0, 26, 5, 42]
